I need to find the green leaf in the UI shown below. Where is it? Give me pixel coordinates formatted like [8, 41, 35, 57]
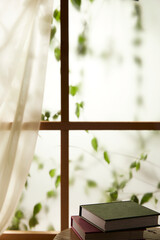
[134, 56, 142, 66]
[136, 161, 140, 171]
[130, 161, 136, 169]
[15, 210, 24, 220]
[33, 203, 42, 216]
[45, 111, 50, 120]
[119, 180, 127, 189]
[47, 224, 55, 231]
[53, 9, 60, 22]
[140, 193, 153, 205]
[71, 0, 81, 10]
[87, 180, 97, 188]
[54, 47, 61, 61]
[110, 190, 118, 201]
[41, 113, 45, 120]
[104, 151, 110, 164]
[75, 103, 80, 118]
[133, 38, 142, 46]
[47, 190, 57, 198]
[25, 180, 28, 189]
[89, 0, 94, 2]
[78, 34, 86, 44]
[50, 26, 57, 41]
[91, 137, 98, 151]
[131, 194, 139, 204]
[49, 169, 56, 178]
[29, 216, 38, 229]
[79, 101, 84, 108]
[140, 153, 147, 161]
[155, 197, 158, 204]
[55, 175, 61, 188]
[69, 85, 79, 96]
[38, 163, 44, 170]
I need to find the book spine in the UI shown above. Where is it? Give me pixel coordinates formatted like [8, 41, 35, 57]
[71, 226, 84, 240]
[79, 205, 82, 216]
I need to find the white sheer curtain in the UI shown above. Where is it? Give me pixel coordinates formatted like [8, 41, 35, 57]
[0, 0, 53, 233]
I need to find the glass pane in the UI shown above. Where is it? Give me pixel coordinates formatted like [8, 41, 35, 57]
[69, 0, 160, 121]
[42, 0, 61, 121]
[69, 131, 160, 220]
[8, 131, 60, 231]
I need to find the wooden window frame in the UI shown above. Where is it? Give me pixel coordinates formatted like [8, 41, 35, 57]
[1, 0, 160, 239]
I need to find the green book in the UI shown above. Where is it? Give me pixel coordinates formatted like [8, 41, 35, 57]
[79, 201, 160, 232]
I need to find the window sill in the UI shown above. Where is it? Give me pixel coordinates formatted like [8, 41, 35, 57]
[0, 231, 59, 240]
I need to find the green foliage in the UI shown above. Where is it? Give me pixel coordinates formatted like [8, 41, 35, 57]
[131, 194, 139, 204]
[130, 161, 137, 169]
[69, 85, 79, 96]
[47, 190, 57, 198]
[130, 161, 140, 171]
[53, 111, 61, 120]
[53, 9, 60, 22]
[91, 137, 98, 151]
[75, 101, 84, 118]
[71, 0, 81, 10]
[49, 169, 56, 178]
[110, 190, 118, 201]
[54, 47, 61, 61]
[87, 180, 97, 188]
[104, 151, 110, 164]
[133, 38, 142, 46]
[140, 153, 147, 161]
[41, 111, 51, 121]
[29, 216, 39, 229]
[47, 224, 55, 231]
[33, 203, 42, 215]
[55, 175, 61, 188]
[77, 33, 87, 55]
[140, 193, 153, 205]
[134, 56, 142, 66]
[133, 4, 143, 31]
[15, 210, 24, 220]
[50, 26, 57, 42]
[157, 182, 160, 189]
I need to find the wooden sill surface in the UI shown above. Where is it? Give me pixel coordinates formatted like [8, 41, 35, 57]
[0, 231, 59, 240]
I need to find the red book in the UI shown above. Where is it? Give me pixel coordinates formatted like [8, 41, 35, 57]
[71, 215, 145, 240]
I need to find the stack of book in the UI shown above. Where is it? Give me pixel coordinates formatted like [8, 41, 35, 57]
[71, 201, 160, 240]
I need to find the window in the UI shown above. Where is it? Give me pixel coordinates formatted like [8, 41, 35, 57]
[2, 0, 160, 238]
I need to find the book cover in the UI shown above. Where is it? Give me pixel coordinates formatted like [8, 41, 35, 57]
[71, 215, 145, 240]
[79, 201, 160, 232]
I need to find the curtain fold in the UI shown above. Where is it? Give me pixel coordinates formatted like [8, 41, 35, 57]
[0, 0, 53, 233]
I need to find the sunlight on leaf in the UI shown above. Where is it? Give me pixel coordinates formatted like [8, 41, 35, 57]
[49, 169, 56, 178]
[104, 151, 110, 164]
[53, 9, 60, 22]
[69, 85, 79, 96]
[54, 47, 61, 61]
[91, 137, 98, 151]
[55, 175, 61, 188]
